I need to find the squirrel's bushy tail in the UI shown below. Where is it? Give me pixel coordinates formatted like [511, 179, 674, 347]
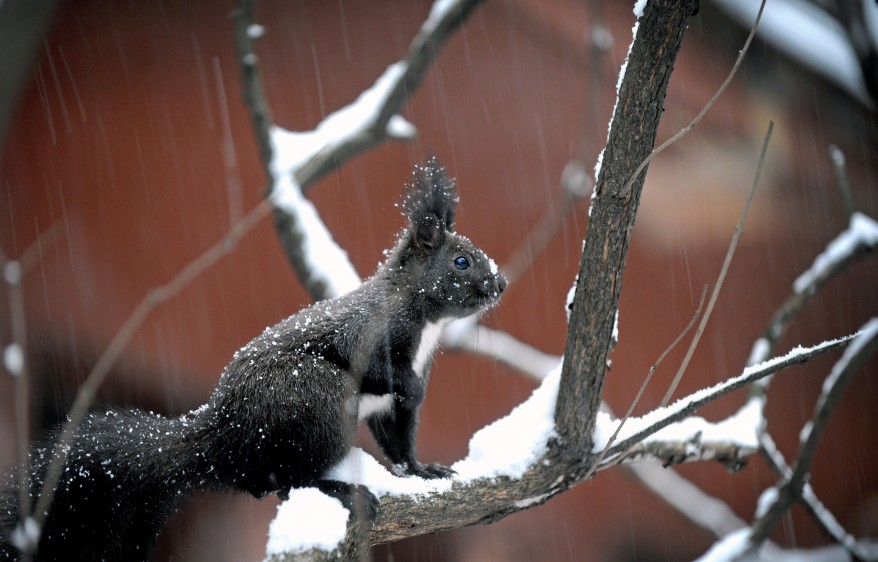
[1, 408, 206, 562]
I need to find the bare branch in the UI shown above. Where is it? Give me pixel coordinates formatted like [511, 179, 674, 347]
[501, 182, 585, 286]
[1, 220, 74, 560]
[660, 121, 774, 406]
[0, 252, 34, 560]
[17, 222, 63, 276]
[557, 0, 700, 460]
[828, 144, 855, 220]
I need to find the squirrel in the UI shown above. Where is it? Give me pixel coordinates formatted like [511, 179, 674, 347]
[0, 155, 506, 561]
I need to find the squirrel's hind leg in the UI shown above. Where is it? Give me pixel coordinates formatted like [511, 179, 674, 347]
[314, 479, 378, 558]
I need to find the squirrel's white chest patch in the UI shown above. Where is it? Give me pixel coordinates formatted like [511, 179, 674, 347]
[358, 394, 393, 420]
[413, 319, 449, 378]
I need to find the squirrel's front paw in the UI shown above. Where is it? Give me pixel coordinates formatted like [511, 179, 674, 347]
[393, 461, 456, 479]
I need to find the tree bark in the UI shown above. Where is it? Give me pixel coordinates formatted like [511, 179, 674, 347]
[555, 0, 700, 460]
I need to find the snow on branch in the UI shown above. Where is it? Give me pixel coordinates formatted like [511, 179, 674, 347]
[234, 0, 484, 303]
[266, 489, 350, 559]
[695, 320, 878, 561]
[629, 462, 858, 561]
[268, 172, 361, 300]
[760, 433, 878, 561]
[259, 2, 878, 558]
[679, 205, 878, 559]
[793, 212, 878, 295]
[240, 0, 485, 192]
[710, 0, 875, 107]
[741, 318, 878, 556]
[596, 398, 762, 471]
[441, 316, 561, 381]
[599, 333, 858, 458]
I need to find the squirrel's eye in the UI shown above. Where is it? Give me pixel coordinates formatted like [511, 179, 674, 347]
[454, 256, 470, 270]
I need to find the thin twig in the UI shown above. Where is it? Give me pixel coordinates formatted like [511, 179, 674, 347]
[659, 121, 774, 406]
[740, 148, 877, 553]
[621, 0, 766, 196]
[500, 0, 612, 285]
[501, 184, 585, 286]
[828, 144, 855, 222]
[30, 199, 273, 533]
[585, 286, 707, 479]
[18, 222, 63, 276]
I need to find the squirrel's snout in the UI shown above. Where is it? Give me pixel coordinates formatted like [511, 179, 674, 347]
[496, 274, 508, 294]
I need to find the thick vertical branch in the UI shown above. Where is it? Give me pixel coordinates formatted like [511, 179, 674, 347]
[555, 0, 700, 456]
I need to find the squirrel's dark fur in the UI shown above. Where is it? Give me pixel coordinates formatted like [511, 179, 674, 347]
[0, 156, 506, 561]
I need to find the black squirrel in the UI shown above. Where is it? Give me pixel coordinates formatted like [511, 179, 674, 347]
[0, 155, 507, 561]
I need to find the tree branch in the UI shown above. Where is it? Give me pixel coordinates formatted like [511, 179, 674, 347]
[601, 333, 856, 458]
[744, 319, 878, 554]
[759, 433, 878, 561]
[746, 191, 878, 384]
[555, 0, 700, 461]
[233, 0, 485, 303]
[1, 251, 34, 561]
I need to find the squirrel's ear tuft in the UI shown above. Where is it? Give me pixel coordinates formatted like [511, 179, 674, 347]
[401, 153, 458, 237]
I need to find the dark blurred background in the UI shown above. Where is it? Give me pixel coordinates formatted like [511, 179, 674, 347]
[1, 0, 876, 560]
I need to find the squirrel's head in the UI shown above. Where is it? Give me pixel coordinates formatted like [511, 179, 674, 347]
[396, 155, 507, 319]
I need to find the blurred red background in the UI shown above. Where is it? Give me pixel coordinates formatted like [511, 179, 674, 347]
[1, 1, 876, 560]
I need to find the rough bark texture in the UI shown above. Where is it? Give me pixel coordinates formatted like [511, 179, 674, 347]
[555, 0, 700, 460]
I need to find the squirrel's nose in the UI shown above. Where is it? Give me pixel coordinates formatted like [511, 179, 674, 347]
[496, 274, 508, 294]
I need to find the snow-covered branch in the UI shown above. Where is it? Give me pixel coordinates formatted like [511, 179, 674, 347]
[626, 204, 878, 559]
[441, 317, 561, 381]
[743, 319, 878, 556]
[234, 0, 484, 302]
[759, 433, 878, 561]
[600, 334, 855, 458]
[710, 0, 877, 107]
[697, 320, 878, 561]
